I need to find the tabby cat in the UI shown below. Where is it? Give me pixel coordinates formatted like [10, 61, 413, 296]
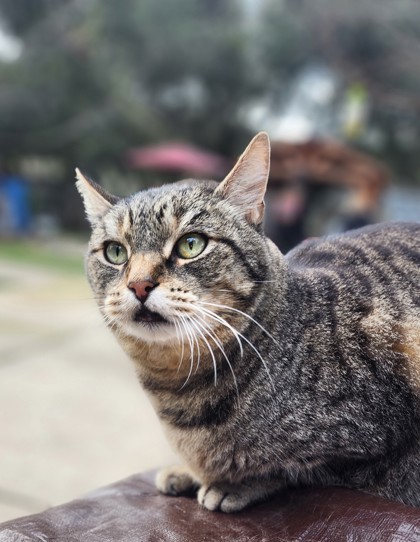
[76, 133, 420, 512]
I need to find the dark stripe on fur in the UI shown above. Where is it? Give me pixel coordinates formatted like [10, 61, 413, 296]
[218, 237, 268, 283]
[159, 392, 236, 428]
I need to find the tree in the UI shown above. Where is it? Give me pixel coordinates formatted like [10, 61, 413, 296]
[0, 0, 257, 177]
[258, 0, 420, 182]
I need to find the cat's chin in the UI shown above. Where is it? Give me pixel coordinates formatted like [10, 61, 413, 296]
[123, 319, 179, 344]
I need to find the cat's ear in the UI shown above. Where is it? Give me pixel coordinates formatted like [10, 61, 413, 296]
[215, 132, 270, 225]
[75, 168, 118, 225]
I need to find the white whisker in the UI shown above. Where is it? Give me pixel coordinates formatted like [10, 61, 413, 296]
[175, 319, 186, 375]
[190, 304, 244, 358]
[178, 314, 195, 390]
[192, 314, 239, 400]
[199, 301, 279, 345]
[195, 304, 274, 388]
[191, 320, 202, 374]
[185, 316, 218, 386]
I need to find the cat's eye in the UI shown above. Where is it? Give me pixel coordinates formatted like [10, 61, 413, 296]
[104, 242, 128, 265]
[175, 233, 207, 259]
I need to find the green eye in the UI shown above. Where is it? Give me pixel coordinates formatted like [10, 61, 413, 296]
[104, 242, 128, 265]
[175, 233, 207, 259]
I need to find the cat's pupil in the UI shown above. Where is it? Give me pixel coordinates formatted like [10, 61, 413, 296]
[111, 244, 121, 258]
[188, 239, 195, 251]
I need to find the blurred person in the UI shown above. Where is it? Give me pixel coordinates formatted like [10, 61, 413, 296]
[340, 187, 378, 232]
[265, 180, 308, 253]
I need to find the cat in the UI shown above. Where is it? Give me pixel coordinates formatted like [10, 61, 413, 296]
[76, 132, 420, 513]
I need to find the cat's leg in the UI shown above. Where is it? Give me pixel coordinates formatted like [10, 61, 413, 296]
[197, 478, 284, 513]
[156, 465, 199, 496]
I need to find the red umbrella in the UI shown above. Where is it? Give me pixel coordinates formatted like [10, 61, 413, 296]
[125, 142, 229, 178]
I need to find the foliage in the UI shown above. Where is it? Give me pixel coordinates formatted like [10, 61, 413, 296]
[0, 0, 419, 185]
[0, 0, 255, 176]
[258, 0, 420, 182]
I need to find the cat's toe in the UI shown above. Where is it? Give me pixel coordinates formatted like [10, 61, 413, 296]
[156, 466, 197, 496]
[197, 485, 225, 511]
[197, 484, 251, 513]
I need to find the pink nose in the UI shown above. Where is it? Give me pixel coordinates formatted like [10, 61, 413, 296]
[128, 280, 158, 303]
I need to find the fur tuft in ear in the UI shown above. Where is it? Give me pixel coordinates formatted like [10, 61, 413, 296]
[215, 132, 270, 225]
[75, 168, 118, 225]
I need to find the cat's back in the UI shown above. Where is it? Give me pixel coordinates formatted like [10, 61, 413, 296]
[282, 222, 420, 393]
[285, 222, 420, 277]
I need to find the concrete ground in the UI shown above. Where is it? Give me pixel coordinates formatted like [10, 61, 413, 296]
[0, 242, 178, 522]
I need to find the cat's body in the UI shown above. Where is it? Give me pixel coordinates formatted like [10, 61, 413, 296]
[77, 133, 420, 512]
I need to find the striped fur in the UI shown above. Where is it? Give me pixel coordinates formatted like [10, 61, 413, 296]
[77, 134, 420, 512]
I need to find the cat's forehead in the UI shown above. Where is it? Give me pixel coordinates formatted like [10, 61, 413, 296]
[101, 181, 218, 251]
[127, 182, 216, 227]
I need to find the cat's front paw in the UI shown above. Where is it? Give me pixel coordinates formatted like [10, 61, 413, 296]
[197, 482, 261, 513]
[156, 465, 198, 496]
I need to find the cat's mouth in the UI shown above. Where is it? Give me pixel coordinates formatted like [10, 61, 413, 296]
[133, 306, 168, 325]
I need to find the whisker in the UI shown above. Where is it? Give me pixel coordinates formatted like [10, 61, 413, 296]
[188, 316, 202, 375]
[173, 320, 183, 373]
[195, 305, 274, 388]
[185, 316, 218, 386]
[190, 318, 201, 374]
[178, 314, 195, 390]
[191, 314, 239, 400]
[184, 315, 197, 382]
[190, 304, 244, 358]
[175, 320, 186, 375]
[199, 301, 279, 345]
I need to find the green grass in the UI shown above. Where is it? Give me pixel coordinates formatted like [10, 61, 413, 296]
[0, 240, 85, 274]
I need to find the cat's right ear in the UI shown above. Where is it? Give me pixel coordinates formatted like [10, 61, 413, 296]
[75, 168, 118, 225]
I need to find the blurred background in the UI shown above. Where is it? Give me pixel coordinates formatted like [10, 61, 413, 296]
[0, 0, 420, 522]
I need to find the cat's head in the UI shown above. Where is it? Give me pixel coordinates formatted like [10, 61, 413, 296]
[76, 133, 273, 346]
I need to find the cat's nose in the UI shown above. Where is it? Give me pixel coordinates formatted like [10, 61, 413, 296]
[128, 280, 158, 303]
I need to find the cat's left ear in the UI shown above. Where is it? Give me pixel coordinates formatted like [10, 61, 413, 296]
[75, 168, 119, 225]
[215, 132, 270, 225]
